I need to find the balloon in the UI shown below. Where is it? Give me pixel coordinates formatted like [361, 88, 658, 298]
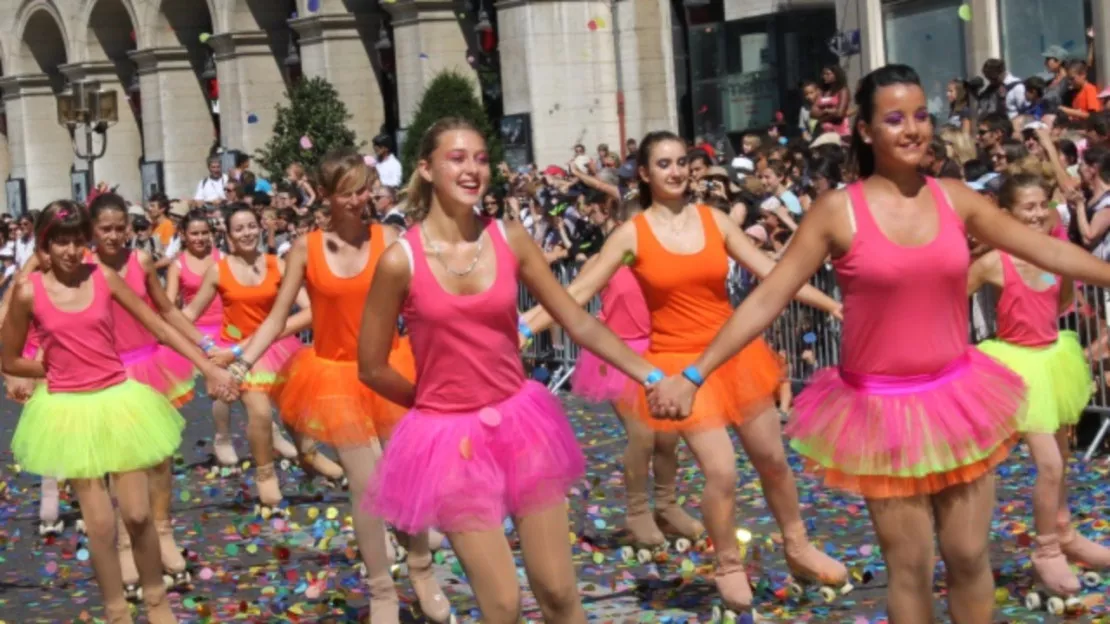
[957, 4, 971, 21]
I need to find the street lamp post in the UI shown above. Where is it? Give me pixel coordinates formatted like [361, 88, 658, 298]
[55, 80, 118, 186]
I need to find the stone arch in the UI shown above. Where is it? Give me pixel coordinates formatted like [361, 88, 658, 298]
[145, 0, 216, 54]
[75, 0, 140, 63]
[12, 0, 70, 83]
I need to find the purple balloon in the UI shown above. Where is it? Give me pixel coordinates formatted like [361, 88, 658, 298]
[307, 0, 320, 12]
[247, 113, 259, 124]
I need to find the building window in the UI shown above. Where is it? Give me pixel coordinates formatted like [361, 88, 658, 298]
[884, 0, 967, 116]
[1000, 0, 1091, 80]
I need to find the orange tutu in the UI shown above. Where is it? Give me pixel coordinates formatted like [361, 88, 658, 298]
[274, 337, 415, 447]
[618, 337, 783, 432]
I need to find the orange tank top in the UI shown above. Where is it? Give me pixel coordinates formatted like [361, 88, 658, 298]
[632, 204, 733, 352]
[305, 226, 387, 361]
[216, 254, 282, 343]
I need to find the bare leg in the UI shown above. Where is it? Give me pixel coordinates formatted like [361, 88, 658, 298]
[446, 529, 521, 623]
[241, 392, 281, 507]
[650, 431, 704, 540]
[211, 401, 238, 467]
[515, 502, 586, 623]
[146, 459, 187, 580]
[1056, 426, 1110, 566]
[114, 469, 177, 623]
[71, 477, 133, 623]
[613, 409, 664, 546]
[933, 477, 996, 624]
[866, 495, 936, 622]
[335, 443, 398, 624]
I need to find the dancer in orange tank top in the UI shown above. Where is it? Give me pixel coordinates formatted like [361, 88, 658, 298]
[184, 205, 311, 518]
[234, 152, 447, 624]
[523, 132, 847, 615]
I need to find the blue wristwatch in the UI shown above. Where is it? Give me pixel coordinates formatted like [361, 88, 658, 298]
[681, 366, 705, 387]
[231, 344, 244, 359]
[644, 369, 664, 386]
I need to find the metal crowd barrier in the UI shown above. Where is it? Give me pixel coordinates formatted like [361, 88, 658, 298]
[519, 260, 1109, 461]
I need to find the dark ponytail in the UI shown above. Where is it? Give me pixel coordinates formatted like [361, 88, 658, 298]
[635, 130, 684, 208]
[849, 64, 923, 178]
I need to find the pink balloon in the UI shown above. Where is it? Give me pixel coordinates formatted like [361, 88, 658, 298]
[299, 135, 313, 149]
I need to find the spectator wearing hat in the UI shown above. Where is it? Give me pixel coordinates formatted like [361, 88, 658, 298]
[1040, 44, 1072, 109]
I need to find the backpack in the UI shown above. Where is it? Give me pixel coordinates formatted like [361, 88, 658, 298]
[977, 78, 1020, 118]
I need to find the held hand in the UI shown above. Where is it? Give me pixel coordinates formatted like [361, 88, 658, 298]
[829, 303, 844, 322]
[5, 376, 34, 402]
[648, 375, 696, 420]
[208, 349, 236, 368]
[205, 367, 240, 403]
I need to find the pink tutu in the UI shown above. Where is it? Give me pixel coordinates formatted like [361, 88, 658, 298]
[571, 337, 649, 404]
[218, 335, 301, 393]
[121, 343, 197, 407]
[787, 349, 1024, 499]
[366, 381, 585, 534]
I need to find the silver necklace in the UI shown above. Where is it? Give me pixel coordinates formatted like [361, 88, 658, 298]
[422, 226, 484, 277]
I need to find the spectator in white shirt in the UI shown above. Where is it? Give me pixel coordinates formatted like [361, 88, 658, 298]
[13, 214, 35, 269]
[194, 156, 229, 205]
[372, 134, 403, 188]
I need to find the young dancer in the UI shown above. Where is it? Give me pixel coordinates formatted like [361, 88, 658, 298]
[183, 204, 310, 517]
[522, 196, 705, 555]
[2, 201, 236, 624]
[970, 173, 1105, 609]
[360, 118, 659, 623]
[649, 65, 1110, 623]
[165, 210, 302, 470]
[235, 152, 446, 623]
[522, 131, 846, 613]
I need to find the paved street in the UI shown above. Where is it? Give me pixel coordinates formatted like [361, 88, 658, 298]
[1, 392, 1109, 623]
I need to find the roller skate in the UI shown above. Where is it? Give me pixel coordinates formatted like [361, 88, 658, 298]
[39, 478, 64, 537]
[117, 515, 142, 602]
[654, 482, 706, 554]
[297, 442, 347, 489]
[408, 551, 456, 623]
[157, 519, 191, 590]
[142, 583, 179, 624]
[1025, 534, 1084, 615]
[252, 463, 288, 520]
[367, 573, 401, 624]
[212, 433, 240, 474]
[272, 423, 300, 472]
[385, 528, 406, 563]
[1060, 525, 1110, 588]
[710, 549, 753, 623]
[782, 524, 852, 602]
[618, 490, 667, 565]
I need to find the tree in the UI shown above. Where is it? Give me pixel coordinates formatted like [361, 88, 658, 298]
[255, 76, 362, 182]
[402, 70, 503, 182]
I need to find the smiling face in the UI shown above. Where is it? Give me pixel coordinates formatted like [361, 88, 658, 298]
[857, 83, 931, 172]
[227, 210, 261, 253]
[419, 128, 491, 213]
[1007, 184, 1051, 235]
[184, 218, 213, 256]
[639, 139, 689, 203]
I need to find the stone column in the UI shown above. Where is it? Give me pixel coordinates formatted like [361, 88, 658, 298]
[496, 0, 621, 168]
[291, 14, 386, 146]
[58, 61, 143, 203]
[384, 0, 478, 128]
[1094, 0, 1110, 88]
[0, 122, 10, 212]
[837, 0, 884, 89]
[131, 47, 218, 201]
[0, 74, 72, 212]
[615, 0, 678, 144]
[209, 31, 289, 156]
[967, 0, 1002, 76]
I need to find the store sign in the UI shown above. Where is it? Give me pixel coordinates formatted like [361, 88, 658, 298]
[828, 29, 861, 57]
[724, 70, 776, 131]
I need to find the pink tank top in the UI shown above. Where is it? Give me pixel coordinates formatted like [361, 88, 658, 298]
[995, 253, 1060, 347]
[599, 266, 650, 341]
[179, 250, 223, 329]
[403, 219, 525, 413]
[836, 178, 970, 376]
[31, 268, 127, 392]
[110, 252, 157, 353]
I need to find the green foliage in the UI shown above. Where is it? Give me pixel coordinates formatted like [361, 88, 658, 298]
[401, 70, 503, 183]
[255, 76, 362, 182]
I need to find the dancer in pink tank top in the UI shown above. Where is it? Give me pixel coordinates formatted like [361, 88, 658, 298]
[970, 174, 1105, 608]
[2, 201, 236, 624]
[360, 118, 657, 622]
[652, 66, 1110, 622]
[523, 196, 705, 559]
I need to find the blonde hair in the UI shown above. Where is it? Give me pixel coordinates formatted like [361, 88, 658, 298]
[318, 149, 377, 198]
[404, 117, 483, 222]
[939, 126, 977, 164]
[1007, 157, 1057, 194]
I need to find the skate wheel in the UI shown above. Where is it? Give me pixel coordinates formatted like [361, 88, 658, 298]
[1064, 596, 1084, 613]
[636, 548, 653, 564]
[723, 609, 738, 623]
[840, 582, 855, 595]
[818, 585, 837, 602]
[356, 562, 367, 578]
[710, 605, 722, 622]
[162, 573, 174, 587]
[619, 545, 634, 561]
[1046, 595, 1065, 615]
[75, 519, 86, 534]
[1024, 591, 1042, 611]
[279, 459, 292, 471]
[395, 545, 408, 563]
[1081, 571, 1102, 588]
[674, 537, 692, 553]
[787, 582, 804, 598]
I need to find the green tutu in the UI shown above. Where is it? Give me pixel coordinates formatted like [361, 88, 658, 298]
[11, 379, 185, 479]
[977, 331, 1092, 434]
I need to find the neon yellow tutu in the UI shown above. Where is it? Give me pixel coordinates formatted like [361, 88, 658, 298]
[11, 379, 185, 479]
[977, 330, 1092, 434]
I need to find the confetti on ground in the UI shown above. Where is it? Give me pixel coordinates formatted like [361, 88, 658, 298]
[1, 394, 1108, 622]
